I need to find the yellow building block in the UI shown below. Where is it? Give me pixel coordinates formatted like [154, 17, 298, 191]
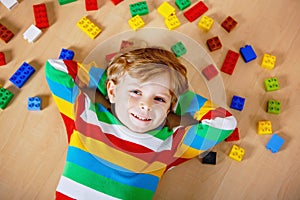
[229, 144, 245, 162]
[198, 15, 214, 31]
[261, 53, 276, 69]
[257, 120, 272, 134]
[77, 16, 101, 39]
[128, 15, 145, 31]
[157, 2, 176, 18]
[165, 14, 181, 30]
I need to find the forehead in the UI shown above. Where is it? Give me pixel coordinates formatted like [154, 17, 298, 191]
[121, 72, 171, 91]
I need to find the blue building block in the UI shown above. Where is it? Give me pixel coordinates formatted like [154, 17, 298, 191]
[230, 95, 245, 111]
[59, 48, 75, 60]
[9, 62, 35, 88]
[28, 96, 41, 111]
[240, 45, 257, 63]
[266, 134, 284, 153]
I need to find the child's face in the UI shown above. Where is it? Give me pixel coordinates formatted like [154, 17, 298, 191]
[107, 72, 172, 133]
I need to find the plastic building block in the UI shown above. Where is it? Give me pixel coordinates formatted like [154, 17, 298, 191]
[266, 134, 284, 153]
[225, 128, 240, 142]
[221, 16, 237, 32]
[229, 144, 245, 162]
[157, 2, 176, 18]
[202, 151, 216, 165]
[202, 64, 218, 81]
[171, 41, 186, 57]
[1, 0, 18, 9]
[240, 45, 257, 63]
[0, 23, 14, 43]
[267, 99, 281, 114]
[58, 0, 76, 5]
[28, 96, 41, 111]
[59, 48, 75, 60]
[264, 77, 280, 92]
[175, 0, 191, 10]
[261, 53, 276, 69]
[184, 1, 208, 22]
[0, 52, 6, 66]
[85, 0, 98, 11]
[221, 50, 239, 75]
[198, 15, 214, 31]
[9, 62, 35, 88]
[128, 15, 145, 31]
[33, 3, 49, 29]
[120, 40, 134, 50]
[77, 16, 101, 39]
[129, 1, 149, 17]
[257, 120, 272, 134]
[110, 0, 123, 5]
[0, 87, 14, 109]
[105, 52, 118, 62]
[230, 95, 245, 111]
[165, 14, 181, 30]
[23, 24, 42, 43]
[206, 36, 222, 52]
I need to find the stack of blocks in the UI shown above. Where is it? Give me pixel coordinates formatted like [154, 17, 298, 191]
[157, 2, 181, 30]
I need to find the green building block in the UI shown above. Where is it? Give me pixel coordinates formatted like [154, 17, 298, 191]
[58, 0, 76, 5]
[129, 1, 149, 17]
[267, 99, 281, 114]
[171, 41, 187, 57]
[0, 88, 14, 109]
[175, 0, 191, 10]
[264, 77, 280, 91]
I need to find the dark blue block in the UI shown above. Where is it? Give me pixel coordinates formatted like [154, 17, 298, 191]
[59, 48, 75, 60]
[9, 62, 35, 88]
[230, 95, 245, 111]
[240, 45, 257, 63]
[202, 151, 216, 165]
[266, 134, 284, 153]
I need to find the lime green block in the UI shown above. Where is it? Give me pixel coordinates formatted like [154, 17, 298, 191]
[267, 100, 281, 114]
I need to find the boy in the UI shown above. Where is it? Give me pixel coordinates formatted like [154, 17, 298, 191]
[45, 47, 237, 199]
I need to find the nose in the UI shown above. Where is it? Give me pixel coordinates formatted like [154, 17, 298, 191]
[139, 100, 152, 111]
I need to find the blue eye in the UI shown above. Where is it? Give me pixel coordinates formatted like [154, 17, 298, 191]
[154, 97, 166, 103]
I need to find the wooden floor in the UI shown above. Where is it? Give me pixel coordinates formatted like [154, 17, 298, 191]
[1, 0, 300, 199]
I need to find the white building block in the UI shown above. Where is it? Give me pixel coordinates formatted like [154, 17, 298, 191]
[0, 0, 18, 9]
[23, 24, 42, 43]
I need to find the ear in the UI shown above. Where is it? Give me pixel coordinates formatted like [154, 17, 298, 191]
[106, 80, 116, 103]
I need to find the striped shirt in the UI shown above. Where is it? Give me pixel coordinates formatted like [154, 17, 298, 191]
[45, 59, 237, 200]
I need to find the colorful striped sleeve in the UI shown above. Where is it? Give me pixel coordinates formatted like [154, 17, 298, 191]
[45, 59, 106, 142]
[174, 90, 237, 158]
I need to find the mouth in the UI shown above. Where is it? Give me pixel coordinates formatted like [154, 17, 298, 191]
[131, 113, 152, 121]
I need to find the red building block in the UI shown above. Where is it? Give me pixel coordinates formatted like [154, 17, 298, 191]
[221, 50, 239, 75]
[225, 128, 240, 142]
[110, 0, 123, 5]
[33, 3, 49, 29]
[85, 0, 98, 10]
[206, 36, 222, 52]
[221, 16, 237, 32]
[202, 64, 218, 80]
[184, 1, 208, 22]
[0, 23, 14, 43]
[0, 52, 6, 66]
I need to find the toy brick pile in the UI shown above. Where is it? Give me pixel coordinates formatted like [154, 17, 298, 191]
[0, 0, 284, 164]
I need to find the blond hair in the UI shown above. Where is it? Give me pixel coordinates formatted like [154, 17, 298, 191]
[106, 47, 189, 107]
